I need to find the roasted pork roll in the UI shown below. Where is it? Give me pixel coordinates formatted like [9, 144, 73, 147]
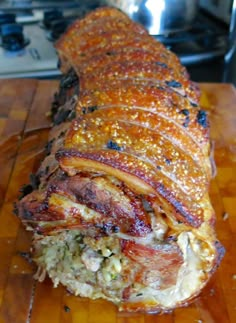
[16, 7, 224, 313]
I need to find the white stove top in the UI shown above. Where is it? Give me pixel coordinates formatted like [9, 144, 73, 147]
[0, 23, 60, 79]
[0, 3, 94, 79]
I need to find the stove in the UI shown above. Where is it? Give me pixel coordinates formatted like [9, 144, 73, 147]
[0, 1, 103, 78]
[155, 12, 228, 66]
[0, 1, 230, 79]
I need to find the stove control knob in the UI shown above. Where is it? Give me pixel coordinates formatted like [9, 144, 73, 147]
[1, 23, 29, 51]
[43, 9, 63, 29]
[50, 17, 75, 41]
[0, 13, 16, 26]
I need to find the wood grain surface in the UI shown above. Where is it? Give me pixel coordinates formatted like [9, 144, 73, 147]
[0, 80, 235, 323]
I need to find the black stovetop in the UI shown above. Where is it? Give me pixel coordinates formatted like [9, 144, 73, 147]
[155, 10, 229, 66]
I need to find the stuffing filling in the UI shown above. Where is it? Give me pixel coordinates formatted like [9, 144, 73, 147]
[33, 229, 213, 310]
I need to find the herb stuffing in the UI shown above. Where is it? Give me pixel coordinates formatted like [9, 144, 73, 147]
[197, 110, 208, 128]
[106, 140, 122, 151]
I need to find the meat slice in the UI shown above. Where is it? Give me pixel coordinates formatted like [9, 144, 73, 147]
[121, 239, 184, 289]
[56, 148, 205, 227]
[18, 174, 152, 236]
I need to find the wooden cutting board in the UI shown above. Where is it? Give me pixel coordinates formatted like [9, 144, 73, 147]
[0, 80, 235, 323]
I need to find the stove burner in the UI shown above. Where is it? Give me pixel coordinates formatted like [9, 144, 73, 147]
[42, 9, 63, 29]
[47, 17, 76, 42]
[0, 13, 16, 25]
[152, 13, 228, 65]
[0, 23, 30, 51]
[156, 20, 225, 46]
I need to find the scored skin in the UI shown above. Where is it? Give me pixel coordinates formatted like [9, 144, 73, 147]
[54, 6, 198, 105]
[57, 30, 176, 70]
[72, 39, 186, 79]
[55, 7, 149, 73]
[78, 47, 186, 77]
[58, 37, 188, 93]
[55, 8, 188, 84]
[76, 47, 192, 94]
[60, 15, 149, 46]
[56, 6, 135, 49]
[55, 7, 197, 104]
[55, 6, 196, 104]
[79, 59, 198, 104]
[65, 117, 208, 198]
[73, 106, 211, 179]
[76, 79, 210, 154]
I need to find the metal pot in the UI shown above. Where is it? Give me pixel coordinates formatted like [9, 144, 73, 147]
[105, 0, 199, 35]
